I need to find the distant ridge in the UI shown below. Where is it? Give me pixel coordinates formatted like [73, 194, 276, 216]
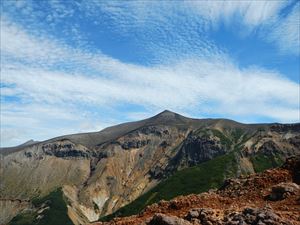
[0, 110, 297, 153]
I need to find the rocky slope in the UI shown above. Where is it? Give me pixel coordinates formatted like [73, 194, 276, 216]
[92, 157, 300, 225]
[1, 110, 299, 225]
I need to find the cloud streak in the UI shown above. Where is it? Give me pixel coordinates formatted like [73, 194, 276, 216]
[1, 2, 299, 147]
[2, 19, 299, 113]
[266, 2, 300, 55]
[83, 0, 299, 56]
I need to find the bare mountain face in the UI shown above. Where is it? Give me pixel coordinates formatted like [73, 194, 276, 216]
[1, 110, 299, 225]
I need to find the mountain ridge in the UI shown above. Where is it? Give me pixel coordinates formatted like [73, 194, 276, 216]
[1, 110, 294, 153]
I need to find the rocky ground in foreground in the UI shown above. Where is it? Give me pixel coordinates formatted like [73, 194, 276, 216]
[93, 157, 300, 225]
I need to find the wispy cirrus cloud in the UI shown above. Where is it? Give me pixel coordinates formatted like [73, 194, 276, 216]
[1, 1, 299, 147]
[82, 0, 299, 56]
[2, 18, 299, 112]
[2, 18, 298, 111]
[3, 0, 298, 63]
[266, 2, 300, 55]
[188, 1, 287, 27]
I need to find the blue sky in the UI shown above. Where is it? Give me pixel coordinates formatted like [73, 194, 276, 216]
[1, 0, 299, 147]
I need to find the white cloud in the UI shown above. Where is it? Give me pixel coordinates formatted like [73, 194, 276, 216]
[1, 17, 70, 64]
[1, 7, 299, 147]
[1, 22, 298, 116]
[266, 2, 300, 55]
[187, 1, 299, 55]
[2, 0, 298, 61]
[0, 102, 109, 147]
[188, 1, 286, 27]
[85, 1, 298, 55]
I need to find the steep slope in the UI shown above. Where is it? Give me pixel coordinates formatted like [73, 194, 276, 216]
[1, 111, 299, 225]
[92, 157, 300, 225]
[101, 153, 238, 221]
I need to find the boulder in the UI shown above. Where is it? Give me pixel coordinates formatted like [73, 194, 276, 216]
[269, 182, 299, 201]
[185, 208, 222, 225]
[224, 207, 292, 225]
[148, 213, 192, 225]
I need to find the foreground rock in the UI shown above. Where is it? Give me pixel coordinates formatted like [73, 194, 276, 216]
[269, 182, 299, 201]
[148, 213, 192, 225]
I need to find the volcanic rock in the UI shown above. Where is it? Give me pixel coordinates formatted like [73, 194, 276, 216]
[148, 213, 192, 225]
[269, 182, 300, 201]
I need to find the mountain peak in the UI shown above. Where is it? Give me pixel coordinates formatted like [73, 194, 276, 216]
[158, 109, 176, 116]
[154, 110, 180, 119]
[19, 139, 38, 147]
[148, 110, 190, 125]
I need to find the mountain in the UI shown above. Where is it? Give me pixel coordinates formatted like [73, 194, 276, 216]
[1, 110, 299, 225]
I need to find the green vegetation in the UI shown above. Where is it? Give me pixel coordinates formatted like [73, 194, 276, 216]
[9, 189, 73, 225]
[93, 202, 100, 211]
[231, 128, 244, 143]
[211, 129, 232, 149]
[101, 153, 237, 221]
[251, 153, 284, 173]
[194, 128, 210, 138]
[8, 212, 37, 225]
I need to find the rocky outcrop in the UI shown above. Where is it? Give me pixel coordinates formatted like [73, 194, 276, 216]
[140, 126, 169, 137]
[269, 182, 299, 201]
[120, 139, 150, 150]
[224, 207, 292, 225]
[42, 140, 92, 158]
[148, 213, 191, 225]
[270, 123, 300, 133]
[177, 135, 225, 166]
[283, 157, 300, 183]
[184, 206, 293, 225]
[186, 208, 221, 224]
[258, 141, 280, 155]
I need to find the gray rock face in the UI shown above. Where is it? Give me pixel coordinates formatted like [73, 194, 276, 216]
[140, 126, 168, 137]
[42, 141, 92, 158]
[149, 165, 166, 179]
[289, 135, 300, 148]
[270, 123, 300, 133]
[171, 134, 226, 168]
[258, 141, 280, 156]
[148, 213, 192, 225]
[120, 139, 150, 150]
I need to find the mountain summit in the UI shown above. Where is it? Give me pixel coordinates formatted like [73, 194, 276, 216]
[148, 110, 192, 125]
